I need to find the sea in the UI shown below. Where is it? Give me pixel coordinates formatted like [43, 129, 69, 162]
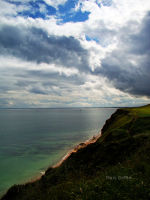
[0, 107, 116, 196]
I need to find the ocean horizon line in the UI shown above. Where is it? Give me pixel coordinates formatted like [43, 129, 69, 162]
[0, 106, 132, 110]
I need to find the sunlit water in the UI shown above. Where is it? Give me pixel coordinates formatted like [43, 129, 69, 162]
[0, 108, 116, 196]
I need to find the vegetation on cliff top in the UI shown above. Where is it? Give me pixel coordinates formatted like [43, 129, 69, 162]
[1, 104, 150, 200]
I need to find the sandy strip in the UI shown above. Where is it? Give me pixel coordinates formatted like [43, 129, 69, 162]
[52, 132, 102, 168]
[29, 132, 102, 183]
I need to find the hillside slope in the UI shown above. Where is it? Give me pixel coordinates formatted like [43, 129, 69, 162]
[1, 105, 150, 200]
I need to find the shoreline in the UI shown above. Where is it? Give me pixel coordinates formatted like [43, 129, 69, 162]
[29, 131, 102, 183]
[52, 132, 102, 168]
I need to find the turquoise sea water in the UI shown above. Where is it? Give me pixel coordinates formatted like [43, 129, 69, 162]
[0, 108, 116, 196]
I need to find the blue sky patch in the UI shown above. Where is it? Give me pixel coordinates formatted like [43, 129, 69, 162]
[6, 0, 56, 18]
[57, 0, 90, 23]
[5, 0, 21, 5]
[86, 35, 99, 43]
[58, 10, 90, 23]
[6, 0, 90, 22]
[58, 0, 78, 13]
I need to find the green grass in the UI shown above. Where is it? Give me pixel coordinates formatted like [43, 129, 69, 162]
[1, 104, 150, 200]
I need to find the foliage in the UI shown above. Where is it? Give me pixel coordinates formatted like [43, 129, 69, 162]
[1, 104, 150, 200]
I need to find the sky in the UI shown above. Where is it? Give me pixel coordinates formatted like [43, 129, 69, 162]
[0, 0, 150, 108]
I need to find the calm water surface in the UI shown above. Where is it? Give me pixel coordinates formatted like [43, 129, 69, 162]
[0, 108, 116, 195]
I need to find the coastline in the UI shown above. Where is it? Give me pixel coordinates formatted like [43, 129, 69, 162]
[0, 107, 117, 198]
[0, 133, 102, 198]
[2, 105, 150, 199]
[52, 132, 102, 168]
[29, 131, 102, 183]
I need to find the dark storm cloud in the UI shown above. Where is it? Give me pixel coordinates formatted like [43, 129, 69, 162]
[127, 12, 150, 55]
[94, 12, 150, 97]
[0, 25, 89, 70]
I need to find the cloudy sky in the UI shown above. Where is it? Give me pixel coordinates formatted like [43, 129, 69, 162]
[0, 0, 150, 108]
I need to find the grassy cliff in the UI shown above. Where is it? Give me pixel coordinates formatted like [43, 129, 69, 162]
[1, 105, 150, 200]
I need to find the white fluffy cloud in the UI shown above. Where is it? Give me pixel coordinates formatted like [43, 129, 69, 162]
[0, 0, 150, 108]
[43, 0, 67, 8]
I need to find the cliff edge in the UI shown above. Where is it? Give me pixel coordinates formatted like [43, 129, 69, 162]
[1, 105, 150, 200]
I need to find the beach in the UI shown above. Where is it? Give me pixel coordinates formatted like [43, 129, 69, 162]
[0, 108, 116, 195]
[29, 131, 102, 183]
[52, 132, 102, 168]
